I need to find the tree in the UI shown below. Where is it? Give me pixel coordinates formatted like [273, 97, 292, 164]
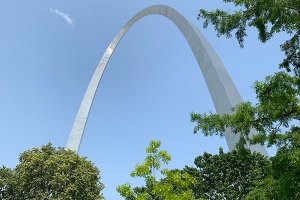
[245, 176, 278, 200]
[193, 1, 300, 199]
[1, 143, 104, 200]
[198, 0, 300, 76]
[191, 72, 299, 148]
[0, 166, 13, 199]
[117, 141, 270, 200]
[184, 144, 270, 200]
[116, 140, 201, 200]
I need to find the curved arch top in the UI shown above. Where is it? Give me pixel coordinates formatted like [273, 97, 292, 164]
[66, 5, 267, 156]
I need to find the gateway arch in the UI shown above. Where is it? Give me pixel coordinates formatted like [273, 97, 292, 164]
[66, 5, 268, 156]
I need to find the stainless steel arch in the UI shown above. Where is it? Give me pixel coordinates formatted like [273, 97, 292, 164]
[66, 5, 268, 156]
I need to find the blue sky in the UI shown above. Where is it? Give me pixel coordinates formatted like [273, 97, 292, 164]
[0, 1, 286, 199]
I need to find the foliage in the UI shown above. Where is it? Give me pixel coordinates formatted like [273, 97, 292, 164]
[184, 146, 270, 200]
[198, 0, 300, 76]
[116, 140, 201, 200]
[0, 166, 13, 199]
[191, 71, 300, 148]
[245, 145, 300, 199]
[270, 143, 300, 199]
[245, 176, 278, 200]
[195, 1, 300, 199]
[0, 143, 104, 200]
[117, 141, 270, 200]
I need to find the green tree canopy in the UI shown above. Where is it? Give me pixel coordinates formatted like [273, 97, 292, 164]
[191, 71, 300, 148]
[0, 166, 12, 199]
[0, 143, 104, 200]
[116, 140, 201, 200]
[198, 0, 300, 76]
[194, 1, 300, 199]
[184, 145, 270, 200]
[117, 140, 270, 200]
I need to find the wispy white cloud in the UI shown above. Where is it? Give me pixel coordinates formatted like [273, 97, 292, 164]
[49, 9, 74, 27]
